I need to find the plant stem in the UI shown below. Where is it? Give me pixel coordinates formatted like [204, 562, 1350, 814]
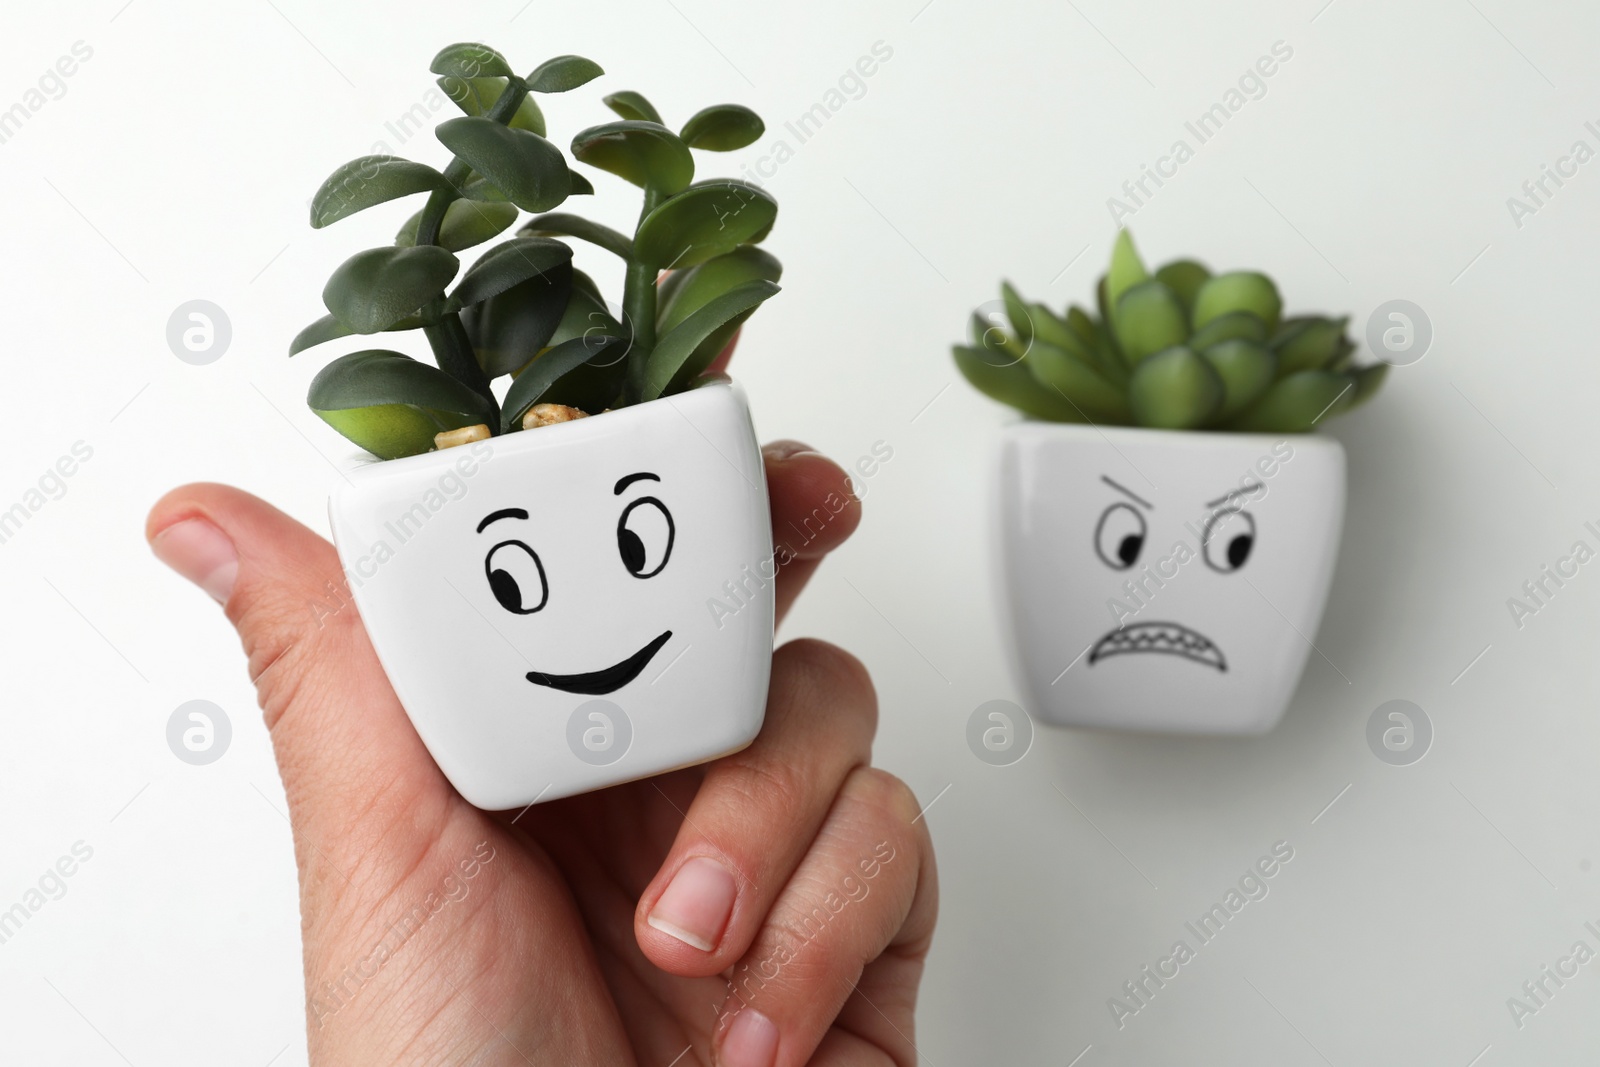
[414, 163, 468, 248]
[622, 186, 665, 403]
[415, 76, 532, 422]
[424, 312, 496, 417]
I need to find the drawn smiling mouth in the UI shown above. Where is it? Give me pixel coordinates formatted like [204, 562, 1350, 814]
[1088, 621, 1227, 672]
[526, 631, 674, 695]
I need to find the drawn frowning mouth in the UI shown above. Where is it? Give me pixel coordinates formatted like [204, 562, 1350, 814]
[1088, 621, 1227, 672]
[526, 631, 673, 695]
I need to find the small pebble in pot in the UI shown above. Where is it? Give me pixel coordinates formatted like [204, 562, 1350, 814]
[522, 404, 589, 430]
[433, 424, 492, 450]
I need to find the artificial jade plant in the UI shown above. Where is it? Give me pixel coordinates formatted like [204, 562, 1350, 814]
[955, 231, 1386, 433]
[292, 42, 781, 460]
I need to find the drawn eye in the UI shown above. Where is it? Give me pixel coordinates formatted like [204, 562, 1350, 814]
[1095, 503, 1146, 570]
[485, 541, 548, 613]
[618, 497, 674, 578]
[1203, 508, 1255, 573]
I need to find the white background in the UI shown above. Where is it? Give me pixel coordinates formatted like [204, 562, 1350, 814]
[2, 0, 1598, 1063]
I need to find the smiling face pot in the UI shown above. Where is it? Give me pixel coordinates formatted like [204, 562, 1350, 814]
[997, 423, 1346, 735]
[328, 380, 774, 809]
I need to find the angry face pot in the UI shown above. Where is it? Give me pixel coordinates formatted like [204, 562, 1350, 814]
[996, 423, 1346, 734]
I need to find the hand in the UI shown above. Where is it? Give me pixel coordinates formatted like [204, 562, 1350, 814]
[146, 441, 937, 1066]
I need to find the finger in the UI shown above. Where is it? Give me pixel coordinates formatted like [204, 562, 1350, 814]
[763, 441, 862, 624]
[146, 484, 449, 840]
[656, 272, 852, 612]
[634, 639, 877, 976]
[713, 766, 937, 1067]
[819, 914, 930, 1064]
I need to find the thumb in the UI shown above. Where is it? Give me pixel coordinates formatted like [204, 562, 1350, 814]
[146, 483, 448, 842]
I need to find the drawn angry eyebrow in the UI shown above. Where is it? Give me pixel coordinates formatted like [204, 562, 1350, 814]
[1101, 475, 1153, 510]
[476, 508, 529, 534]
[1206, 483, 1264, 509]
[614, 471, 660, 495]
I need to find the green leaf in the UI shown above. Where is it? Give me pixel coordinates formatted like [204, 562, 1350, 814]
[457, 176, 510, 202]
[1113, 281, 1189, 364]
[952, 345, 1085, 423]
[1028, 304, 1094, 362]
[524, 346, 631, 415]
[1127, 346, 1224, 430]
[1064, 304, 1122, 382]
[1189, 310, 1267, 350]
[1000, 282, 1033, 346]
[1087, 310, 1129, 387]
[521, 212, 633, 260]
[1154, 259, 1211, 315]
[656, 262, 691, 310]
[1227, 370, 1353, 433]
[970, 311, 1027, 364]
[658, 246, 782, 334]
[438, 75, 498, 115]
[430, 43, 513, 80]
[1324, 338, 1358, 374]
[1105, 230, 1149, 322]
[680, 104, 764, 150]
[1272, 316, 1350, 376]
[521, 280, 632, 411]
[1200, 340, 1277, 422]
[526, 54, 604, 93]
[323, 246, 460, 333]
[310, 156, 449, 228]
[435, 117, 570, 213]
[1065, 306, 1098, 348]
[395, 199, 518, 252]
[290, 312, 431, 356]
[568, 267, 608, 307]
[309, 349, 493, 415]
[290, 314, 352, 356]
[460, 262, 574, 379]
[603, 90, 662, 124]
[571, 121, 694, 194]
[544, 272, 625, 347]
[1026, 342, 1132, 423]
[1347, 364, 1387, 411]
[437, 76, 546, 135]
[451, 237, 574, 309]
[309, 350, 496, 460]
[1096, 277, 1123, 359]
[501, 336, 631, 431]
[633, 180, 777, 270]
[463, 168, 588, 203]
[1193, 272, 1282, 335]
[651, 247, 781, 383]
[642, 280, 780, 399]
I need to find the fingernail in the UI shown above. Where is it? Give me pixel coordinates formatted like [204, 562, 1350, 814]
[762, 440, 824, 463]
[647, 856, 737, 953]
[720, 1007, 778, 1067]
[151, 518, 238, 605]
[762, 441, 859, 503]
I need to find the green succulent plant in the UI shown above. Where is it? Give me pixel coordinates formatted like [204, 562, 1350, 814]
[953, 231, 1386, 433]
[292, 41, 781, 460]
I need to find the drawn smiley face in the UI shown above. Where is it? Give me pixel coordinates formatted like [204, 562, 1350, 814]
[1086, 474, 1259, 673]
[327, 380, 775, 807]
[476, 470, 678, 695]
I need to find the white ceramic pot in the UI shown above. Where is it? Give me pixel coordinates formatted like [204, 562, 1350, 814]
[328, 380, 774, 809]
[997, 423, 1345, 735]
